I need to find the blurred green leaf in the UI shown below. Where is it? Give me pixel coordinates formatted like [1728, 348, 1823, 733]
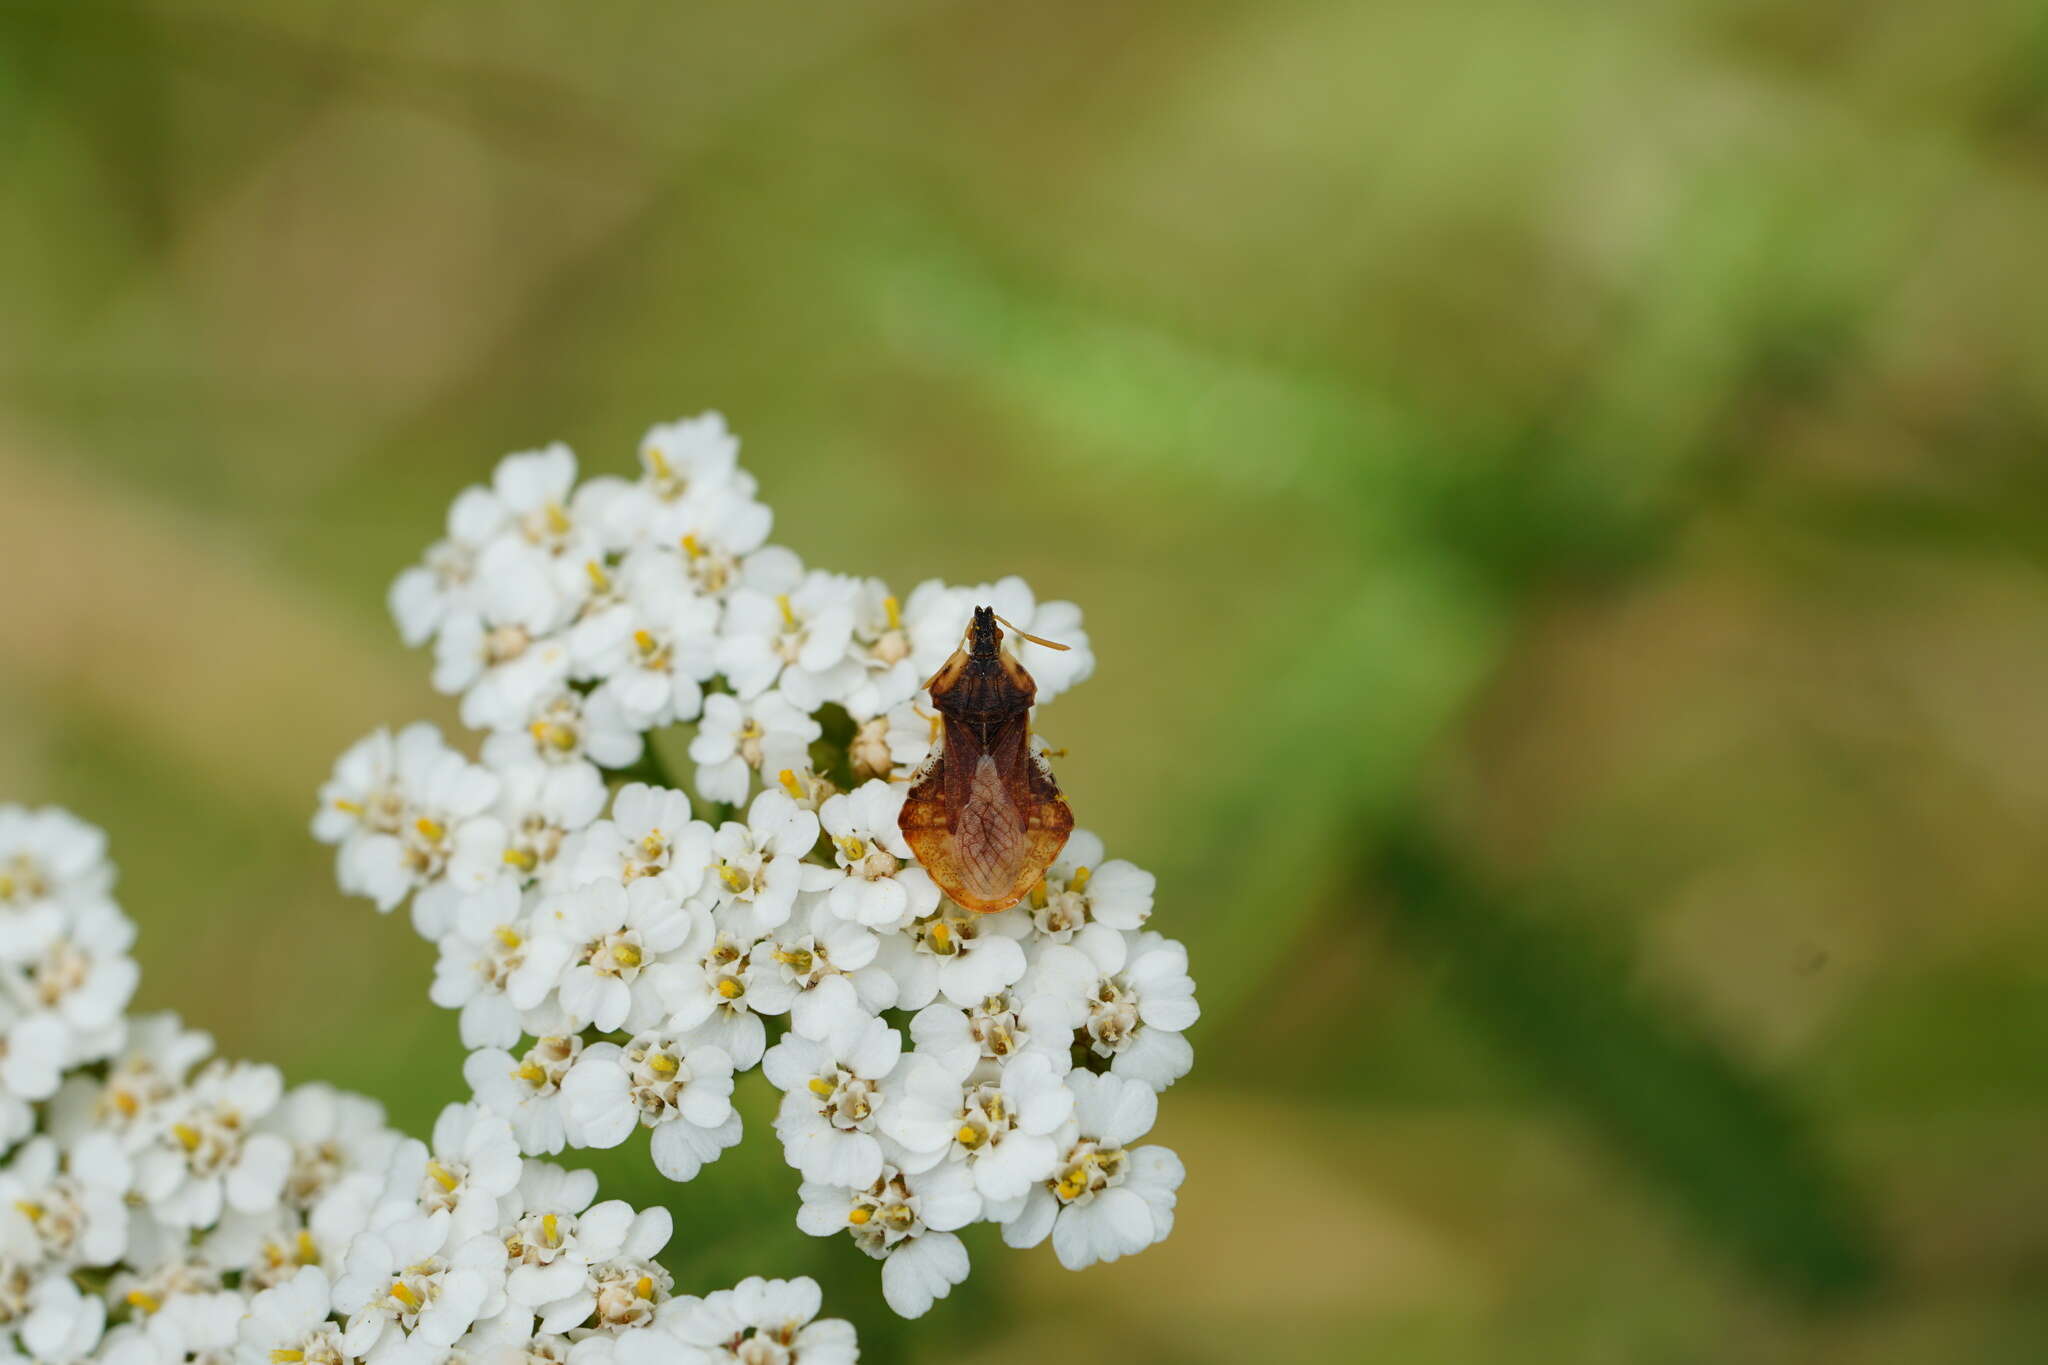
[1370, 821, 1886, 1303]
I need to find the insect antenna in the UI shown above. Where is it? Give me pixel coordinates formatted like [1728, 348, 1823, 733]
[993, 613, 1071, 651]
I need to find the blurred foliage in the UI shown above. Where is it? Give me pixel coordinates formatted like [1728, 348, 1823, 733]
[5, 1, 2048, 1361]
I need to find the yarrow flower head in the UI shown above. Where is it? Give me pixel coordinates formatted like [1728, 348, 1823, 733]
[306, 411, 1195, 1319]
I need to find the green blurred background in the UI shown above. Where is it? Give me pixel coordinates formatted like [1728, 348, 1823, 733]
[6, 1, 2048, 1360]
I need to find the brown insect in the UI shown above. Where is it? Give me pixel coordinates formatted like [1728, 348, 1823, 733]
[898, 605, 1073, 912]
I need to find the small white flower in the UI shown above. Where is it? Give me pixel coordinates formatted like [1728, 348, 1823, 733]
[817, 781, 939, 931]
[133, 1061, 291, 1229]
[0, 1010, 72, 1138]
[795, 1162, 977, 1320]
[312, 724, 500, 930]
[451, 760, 608, 894]
[236, 1264, 352, 1365]
[717, 572, 861, 706]
[433, 876, 542, 1050]
[9, 899, 140, 1043]
[203, 1202, 348, 1294]
[665, 1275, 858, 1362]
[882, 1050, 1073, 1202]
[0, 1134, 131, 1267]
[0, 805, 113, 958]
[1023, 830, 1154, 940]
[106, 1244, 242, 1359]
[703, 791, 834, 939]
[629, 414, 745, 523]
[998, 1070, 1182, 1270]
[44, 1011, 212, 1149]
[559, 1033, 739, 1181]
[465, 1036, 583, 1157]
[878, 906, 1029, 1011]
[389, 483, 511, 647]
[521, 880, 710, 1035]
[436, 601, 573, 734]
[657, 488, 777, 597]
[260, 1083, 401, 1213]
[473, 445, 612, 610]
[1025, 926, 1197, 1091]
[18, 1269, 107, 1361]
[646, 929, 768, 1070]
[236, 1264, 351, 1365]
[687, 694, 821, 808]
[528, 1200, 673, 1336]
[333, 1213, 507, 1359]
[744, 896, 895, 1041]
[494, 1160, 600, 1313]
[836, 581, 921, 722]
[562, 784, 713, 899]
[763, 1014, 902, 1189]
[379, 1103, 523, 1245]
[904, 992, 1079, 1080]
[568, 558, 719, 727]
[481, 687, 641, 777]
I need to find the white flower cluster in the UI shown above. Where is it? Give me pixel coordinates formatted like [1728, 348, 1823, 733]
[0, 807, 858, 1365]
[317, 418, 1195, 1317]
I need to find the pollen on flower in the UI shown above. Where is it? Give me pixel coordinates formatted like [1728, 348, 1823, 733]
[531, 721, 578, 753]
